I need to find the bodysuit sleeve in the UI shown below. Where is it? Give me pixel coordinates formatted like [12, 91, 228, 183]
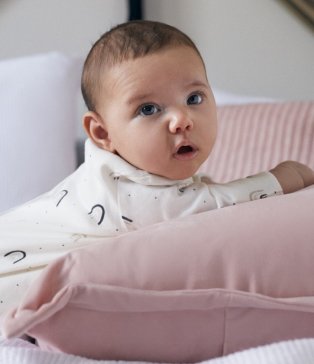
[207, 172, 283, 208]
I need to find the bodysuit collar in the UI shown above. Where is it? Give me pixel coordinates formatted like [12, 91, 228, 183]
[84, 139, 195, 188]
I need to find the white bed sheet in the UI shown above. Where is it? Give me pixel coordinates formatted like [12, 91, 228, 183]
[1, 337, 314, 364]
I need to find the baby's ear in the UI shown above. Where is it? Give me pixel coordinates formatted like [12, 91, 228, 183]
[83, 111, 115, 152]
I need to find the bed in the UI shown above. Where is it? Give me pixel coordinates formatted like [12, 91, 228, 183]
[0, 52, 314, 364]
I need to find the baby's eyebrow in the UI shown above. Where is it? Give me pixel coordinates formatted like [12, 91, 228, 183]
[126, 80, 209, 106]
[127, 92, 155, 105]
[185, 80, 209, 89]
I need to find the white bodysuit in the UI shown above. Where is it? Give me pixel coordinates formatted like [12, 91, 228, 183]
[0, 139, 283, 316]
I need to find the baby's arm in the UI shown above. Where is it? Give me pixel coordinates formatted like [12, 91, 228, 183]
[205, 161, 313, 209]
[270, 161, 314, 194]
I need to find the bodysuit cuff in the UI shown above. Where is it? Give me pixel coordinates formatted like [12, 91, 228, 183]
[208, 172, 284, 208]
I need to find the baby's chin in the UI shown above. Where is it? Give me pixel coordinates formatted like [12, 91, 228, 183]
[152, 168, 197, 181]
[162, 162, 207, 180]
[123, 156, 199, 181]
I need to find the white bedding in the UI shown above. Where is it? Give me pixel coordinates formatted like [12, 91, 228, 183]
[1, 337, 314, 364]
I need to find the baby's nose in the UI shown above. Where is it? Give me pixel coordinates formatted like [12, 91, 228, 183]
[168, 109, 193, 134]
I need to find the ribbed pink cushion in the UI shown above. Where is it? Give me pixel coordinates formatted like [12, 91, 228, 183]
[2, 185, 314, 362]
[200, 101, 314, 182]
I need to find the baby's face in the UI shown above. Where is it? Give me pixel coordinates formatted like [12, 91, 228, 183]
[96, 46, 217, 180]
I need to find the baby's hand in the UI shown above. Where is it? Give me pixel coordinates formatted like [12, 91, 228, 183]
[270, 161, 314, 194]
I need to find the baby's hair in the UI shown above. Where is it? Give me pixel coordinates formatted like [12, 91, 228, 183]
[81, 20, 203, 112]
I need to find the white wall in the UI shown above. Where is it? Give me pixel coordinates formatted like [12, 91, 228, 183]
[0, 0, 128, 60]
[0, 0, 128, 138]
[144, 0, 314, 100]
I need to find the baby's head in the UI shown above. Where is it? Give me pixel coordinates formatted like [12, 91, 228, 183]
[82, 20, 217, 180]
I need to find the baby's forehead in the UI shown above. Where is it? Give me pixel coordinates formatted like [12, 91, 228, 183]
[99, 46, 207, 97]
[103, 45, 204, 79]
[109, 46, 201, 73]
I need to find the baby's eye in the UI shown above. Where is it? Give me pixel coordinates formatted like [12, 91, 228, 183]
[187, 93, 203, 105]
[139, 104, 160, 116]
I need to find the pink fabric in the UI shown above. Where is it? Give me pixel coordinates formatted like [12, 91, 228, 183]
[2, 186, 314, 362]
[199, 101, 314, 182]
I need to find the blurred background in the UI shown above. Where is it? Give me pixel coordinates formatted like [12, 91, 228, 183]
[0, 0, 313, 100]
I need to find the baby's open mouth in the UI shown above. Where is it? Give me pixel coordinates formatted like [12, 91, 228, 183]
[174, 144, 198, 160]
[177, 145, 194, 154]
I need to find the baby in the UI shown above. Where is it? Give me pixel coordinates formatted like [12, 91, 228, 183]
[81, 19, 313, 208]
[0, 20, 313, 316]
